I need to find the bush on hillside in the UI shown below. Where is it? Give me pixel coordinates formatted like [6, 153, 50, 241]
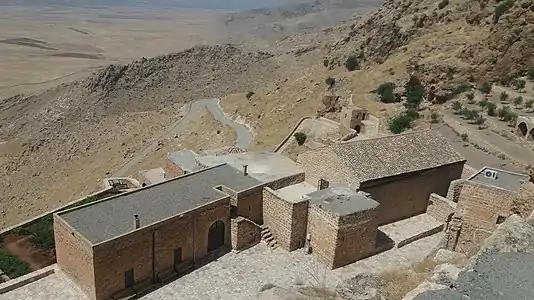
[389, 115, 414, 134]
[453, 84, 471, 96]
[0, 251, 31, 279]
[511, 78, 526, 91]
[325, 76, 336, 88]
[494, 0, 514, 23]
[528, 68, 534, 80]
[29, 214, 54, 251]
[376, 82, 396, 103]
[513, 96, 523, 108]
[344, 56, 359, 71]
[452, 101, 463, 113]
[526, 99, 534, 111]
[499, 91, 509, 103]
[487, 102, 497, 116]
[480, 82, 492, 94]
[293, 132, 307, 145]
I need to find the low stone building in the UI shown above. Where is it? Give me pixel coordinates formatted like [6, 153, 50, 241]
[54, 161, 303, 300]
[297, 130, 466, 225]
[443, 167, 534, 255]
[306, 185, 380, 269]
[516, 116, 534, 141]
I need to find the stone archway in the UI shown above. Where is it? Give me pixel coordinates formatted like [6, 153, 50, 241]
[528, 128, 534, 141]
[207, 220, 225, 252]
[517, 122, 528, 137]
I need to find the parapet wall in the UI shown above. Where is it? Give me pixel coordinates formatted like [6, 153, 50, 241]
[231, 217, 261, 252]
[427, 193, 457, 223]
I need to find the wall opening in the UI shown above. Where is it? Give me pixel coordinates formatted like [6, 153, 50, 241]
[124, 268, 134, 288]
[496, 215, 506, 224]
[517, 122, 528, 137]
[354, 125, 361, 133]
[207, 220, 225, 252]
[174, 247, 183, 266]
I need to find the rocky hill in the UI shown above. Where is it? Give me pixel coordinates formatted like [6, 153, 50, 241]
[0, 0, 533, 228]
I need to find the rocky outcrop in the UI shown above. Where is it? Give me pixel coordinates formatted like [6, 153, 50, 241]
[335, 274, 387, 300]
[409, 213, 534, 300]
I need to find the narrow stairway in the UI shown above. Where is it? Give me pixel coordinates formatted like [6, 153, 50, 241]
[260, 225, 279, 250]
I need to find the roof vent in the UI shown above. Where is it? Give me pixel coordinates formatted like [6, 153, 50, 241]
[134, 214, 140, 229]
[484, 170, 499, 180]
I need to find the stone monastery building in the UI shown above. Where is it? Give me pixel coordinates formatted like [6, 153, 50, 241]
[52, 129, 468, 300]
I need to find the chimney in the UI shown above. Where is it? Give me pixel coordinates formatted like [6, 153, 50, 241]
[134, 214, 140, 229]
[243, 164, 248, 176]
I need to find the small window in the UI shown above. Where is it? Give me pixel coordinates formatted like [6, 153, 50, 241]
[124, 269, 134, 288]
[174, 247, 183, 266]
[496, 215, 506, 224]
[230, 205, 238, 217]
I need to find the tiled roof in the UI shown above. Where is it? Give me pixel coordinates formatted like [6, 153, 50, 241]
[330, 130, 466, 183]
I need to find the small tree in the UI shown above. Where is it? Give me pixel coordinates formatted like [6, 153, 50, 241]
[325, 77, 335, 88]
[498, 105, 511, 120]
[462, 109, 479, 120]
[478, 99, 489, 109]
[389, 115, 414, 134]
[344, 56, 359, 71]
[512, 78, 526, 91]
[480, 82, 492, 95]
[525, 99, 534, 112]
[494, 0, 514, 23]
[453, 84, 471, 96]
[506, 112, 518, 126]
[475, 114, 486, 129]
[499, 91, 509, 103]
[513, 96, 523, 108]
[528, 68, 534, 80]
[486, 102, 497, 116]
[293, 132, 307, 145]
[452, 101, 463, 113]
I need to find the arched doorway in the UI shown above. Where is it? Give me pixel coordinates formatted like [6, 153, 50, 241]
[354, 125, 361, 133]
[517, 122, 528, 137]
[207, 220, 225, 252]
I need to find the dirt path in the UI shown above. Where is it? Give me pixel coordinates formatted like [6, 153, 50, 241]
[113, 98, 253, 177]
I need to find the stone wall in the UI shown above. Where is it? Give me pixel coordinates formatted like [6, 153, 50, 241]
[307, 203, 338, 268]
[90, 198, 230, 300]
[236, 186, 264, 224]
[446, 179, 465, 203]
[262, 187, 308, 251]
[361, 162, 464, 225]
[231, 217, 261, 252]
[164, 158, 184, 179]
[455, 181, 518, 255]
[266, 172, 306, 191]
[427, 193, 457, 223]
[54, 216, 96, 299]
[297, 149, 353, 187]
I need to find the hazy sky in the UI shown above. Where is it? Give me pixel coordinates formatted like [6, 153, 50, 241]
[0, 0, 321, 10]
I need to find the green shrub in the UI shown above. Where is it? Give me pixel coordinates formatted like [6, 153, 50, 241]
[8, 227, 31, 236]
[452, 101, 463, 112]
[487, 102, 497, 116]
[0, 251, 31, 278]
[528, 68, 534, 80]
[478, 99, 489, 108]
[325, 77, 336, 88]
[525, 99, 534, 110]
[405, 109, 420, 120]
[475, 115, 486, 126]
[513, 96, 523, 108]
[512, 78, 526, 90]
[466, 92, 475, 102]
[344, 56, 359, 71]
[376, 82, 396, 103]
[29, 214, 54, 251]
[462, 109, 479, 120]
[498, 105, 511, 120]
[479, 82, 492, 94]
[293, 132, 307, 145]
[453, 84, 471, 95]
[389, 115, 414, 134]
[499, 91, 509, 103]
[505, 111, 518, 125]
[494, 0, 514, 22]
[438, 0, 449, 9]
[404, 76, 425, 110]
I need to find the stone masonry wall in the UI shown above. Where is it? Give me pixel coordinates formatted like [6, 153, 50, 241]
[427, 193, 457, 223]
[361, 162, 464, 225]
[455, 181, 517, 255]
[446, 179, 465, 203]
[231, 217, 261, 252]
[307, 203, 338, 268]
[91, 198, 230, 300]
[266, 172, 306, 191]
[54, 216, 96, 299]
[333, 208, 378, 269]
[297, 149, 354, 187]
[263, 187, 308, 251]
[236, 186, 264, 224]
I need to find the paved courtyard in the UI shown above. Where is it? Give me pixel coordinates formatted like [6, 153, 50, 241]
[1, 233, 443, 300]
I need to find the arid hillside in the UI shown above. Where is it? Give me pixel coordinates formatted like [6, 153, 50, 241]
[1, 0, 533, 228]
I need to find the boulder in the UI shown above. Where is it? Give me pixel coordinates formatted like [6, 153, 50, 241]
[335, 274, 386, 300]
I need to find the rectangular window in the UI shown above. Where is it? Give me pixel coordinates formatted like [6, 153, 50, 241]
[174, 247, 183, 266]
[124, 268, 134, 288]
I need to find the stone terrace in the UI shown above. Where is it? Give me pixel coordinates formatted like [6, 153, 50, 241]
[2, 233, 443, 300]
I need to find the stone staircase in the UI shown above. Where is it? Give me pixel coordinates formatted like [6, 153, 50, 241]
[260, 225, 279, 250]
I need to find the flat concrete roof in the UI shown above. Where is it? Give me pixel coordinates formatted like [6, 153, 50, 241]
[307, 185, 379, 216]
[167, 150, 199, 172]
[469, 167, 529, 192]
[59, 164, 261, 244]
[139, 167, 165, 185]
[276, 182, 316, 203]
[195, 151, 303, 183]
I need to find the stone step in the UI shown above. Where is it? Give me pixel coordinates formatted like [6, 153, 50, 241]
[263, 235, 274, 243]
[260, 228, 270, 235]
[268, 240, 278, 249]
[261, 232, 272, 240]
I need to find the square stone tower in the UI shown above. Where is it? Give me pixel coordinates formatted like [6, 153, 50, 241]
[339, 106, 368, 135]
[306, 185, 379, 269]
